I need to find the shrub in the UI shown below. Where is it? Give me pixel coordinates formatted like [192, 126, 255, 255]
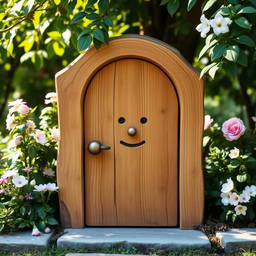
[204, 115, 256, 223]
[0, 94, 59, 235]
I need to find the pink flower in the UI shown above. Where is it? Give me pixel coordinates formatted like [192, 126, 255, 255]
[6, 114, 16, 130]
[45, 92, 57, 104]
[8, 99, 26, 114]
[44, 227, 51, 233]
[18, 104, 30, 114]
[10, 135, 23, 147]
[204, 115, 214, 130]
[22, 167, 33, 173]
[24, 193, 33, 200]
[50, 127, 60, 142]
[0, 189, 6, 194]
[0, 178, 7, 185]
[32, 226, 41, 236]
[222, 117, 246, 141]
[26, 120, 36, 129]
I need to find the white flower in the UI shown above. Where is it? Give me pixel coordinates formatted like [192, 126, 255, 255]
[6, 114, 16, 130]
[2, 169, 18, 179]
[239, 191, 250, 203]
[45, 92, 57, 104]
[235, 205, 247, 216]
[252, 116, 256, 122]
[44, 227, 51, 233]
[221, 178, 234, 193]
[27, 120, 36, 128]
[12, 175, 28, 188]
[229, 192, 241, 206]
[8, 99, 26, 114]
[204, 115, 214, 130]
[221, 192, 231, 206]
[46, 183, 58, 192]
[34, 184, 47, 192]
[9, 135, 23, 147]
[50, 127, 60, 142]
[196, 14, 211, 38]
[32, 226, 41, 236]
[210, 13, 231, 35]
[18, 104, 30, 115]
[229, 147, 240, 159]
[43, 168, 55, 177]
[32, 130, 47, 145]
[30, 179, 36, 186]
[244, 185, 256, 197]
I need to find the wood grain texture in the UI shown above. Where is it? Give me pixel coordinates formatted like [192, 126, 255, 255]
[114, 59, 178, 226]
[84, 59, 178, 226]
[56, 35, 204, 229]
[84, 63, 117, 225]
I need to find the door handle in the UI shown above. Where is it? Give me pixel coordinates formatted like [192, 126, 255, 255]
[88, 140, 111, 155]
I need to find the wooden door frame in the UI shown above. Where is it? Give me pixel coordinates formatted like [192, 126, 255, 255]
[56, 35, 204, 229]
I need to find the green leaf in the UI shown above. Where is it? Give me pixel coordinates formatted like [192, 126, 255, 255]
[98, 0, 109, 13]
[187, 0, 197, 11]
[224, 45, 240, 62]
[53, 41, 65, 56]
[77, 34, 92, 51]
[93, 37, 102, 49]
[160, 0, 170, 5]
[235, 17, 252, 29]
[211, 44, 226, 61]
[199, 38, 218, 59]
[23, 0, 34, 15]
[167, 0, 179, 16]
[238, 6, 256, 14]
[103, 16, 112, 26]
[93, 29, 105, 43]
[20, 51, 34, 63]
[222, 62, 237, 78]
[86, 13, 99, 20]
[71, 12, 86, 24]
[38, 207, 46, 219]
[209, 63, 221, 78]
[47, 217, 58, 225]
[20, 206, 26, 216]
[237, 173, 247, 183]
[200, 62, 217, 78]
[202, 0, 218, 12]
[237, 50, 248, 66]
[68, 0, 77, 11]
[86, 0, 97, 8]
[236, 35, 255, 47]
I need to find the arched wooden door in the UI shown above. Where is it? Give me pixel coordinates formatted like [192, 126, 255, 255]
[84, 59, 179, 226]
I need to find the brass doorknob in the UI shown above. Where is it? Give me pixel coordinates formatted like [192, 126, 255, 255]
[127, 127, 137, 136]
[88, 140, 111, 155]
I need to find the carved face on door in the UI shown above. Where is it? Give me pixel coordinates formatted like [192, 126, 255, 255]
[84, 58, 179, 227]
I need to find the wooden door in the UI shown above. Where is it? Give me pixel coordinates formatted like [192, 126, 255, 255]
[84, 59, 178, 226]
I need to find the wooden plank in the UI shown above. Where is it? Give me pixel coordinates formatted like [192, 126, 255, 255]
[114, 59, 178, 226]
[84, 63, 117, 226]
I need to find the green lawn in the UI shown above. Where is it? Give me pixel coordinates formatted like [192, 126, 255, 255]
[1, 248, 256, 256]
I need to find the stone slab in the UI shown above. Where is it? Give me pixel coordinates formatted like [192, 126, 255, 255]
[0, 231, 53, 252]
[57, 228, 210, 251]
[216, 228, 256, 253]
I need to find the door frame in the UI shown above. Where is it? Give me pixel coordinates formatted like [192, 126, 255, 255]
[56, 35, 204, 229]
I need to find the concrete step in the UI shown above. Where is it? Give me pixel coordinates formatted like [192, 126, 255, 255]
[57, 228, 210, 251]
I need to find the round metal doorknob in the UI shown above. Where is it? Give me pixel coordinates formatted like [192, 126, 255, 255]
[127, 127, 137, 136]
[88, 140, 110, 155]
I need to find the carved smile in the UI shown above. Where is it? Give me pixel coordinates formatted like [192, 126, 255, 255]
[120, 140, 146, 148]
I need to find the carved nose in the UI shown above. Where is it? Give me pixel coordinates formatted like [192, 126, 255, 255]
[127, 127, 137, 136]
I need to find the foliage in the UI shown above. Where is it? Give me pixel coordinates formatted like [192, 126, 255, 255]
[0, 94, 59, 233]
[204, 115, 256, 223]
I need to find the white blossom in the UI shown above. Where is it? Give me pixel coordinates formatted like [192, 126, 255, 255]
[235, 205, 247, 216]
[32, 226, 41, 236]
[244, 185, 256, 197]
[12, 175, 28, 188]
[32, 130, 47, 145]
[221, 178, 234, 193]
[2, 169, 18, 179]
[43, 168, 55, 177]
[229, 192, 241, 206]
[239, 191, 250, 203]
[210, 13, 231, 35]
[196, 14, 211, 38]
[229, 147, 240, 159]
[34, 184, 47, 192]
[46, 183, 58, 192]
[221, 192, 231, 206]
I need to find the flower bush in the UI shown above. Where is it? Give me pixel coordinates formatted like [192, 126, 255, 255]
[204, 115, 256, 223]
[0, 93, 59, 235]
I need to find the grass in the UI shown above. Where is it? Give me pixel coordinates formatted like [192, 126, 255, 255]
[1, 247, 256, 256]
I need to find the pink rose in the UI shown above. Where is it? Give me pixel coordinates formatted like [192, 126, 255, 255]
[222, 117, 246, 141]
[204, 115, 213, 130]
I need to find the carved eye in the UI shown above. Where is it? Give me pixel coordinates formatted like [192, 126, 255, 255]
[118, 117, 126, 124]
[140, 117, 147, 124]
